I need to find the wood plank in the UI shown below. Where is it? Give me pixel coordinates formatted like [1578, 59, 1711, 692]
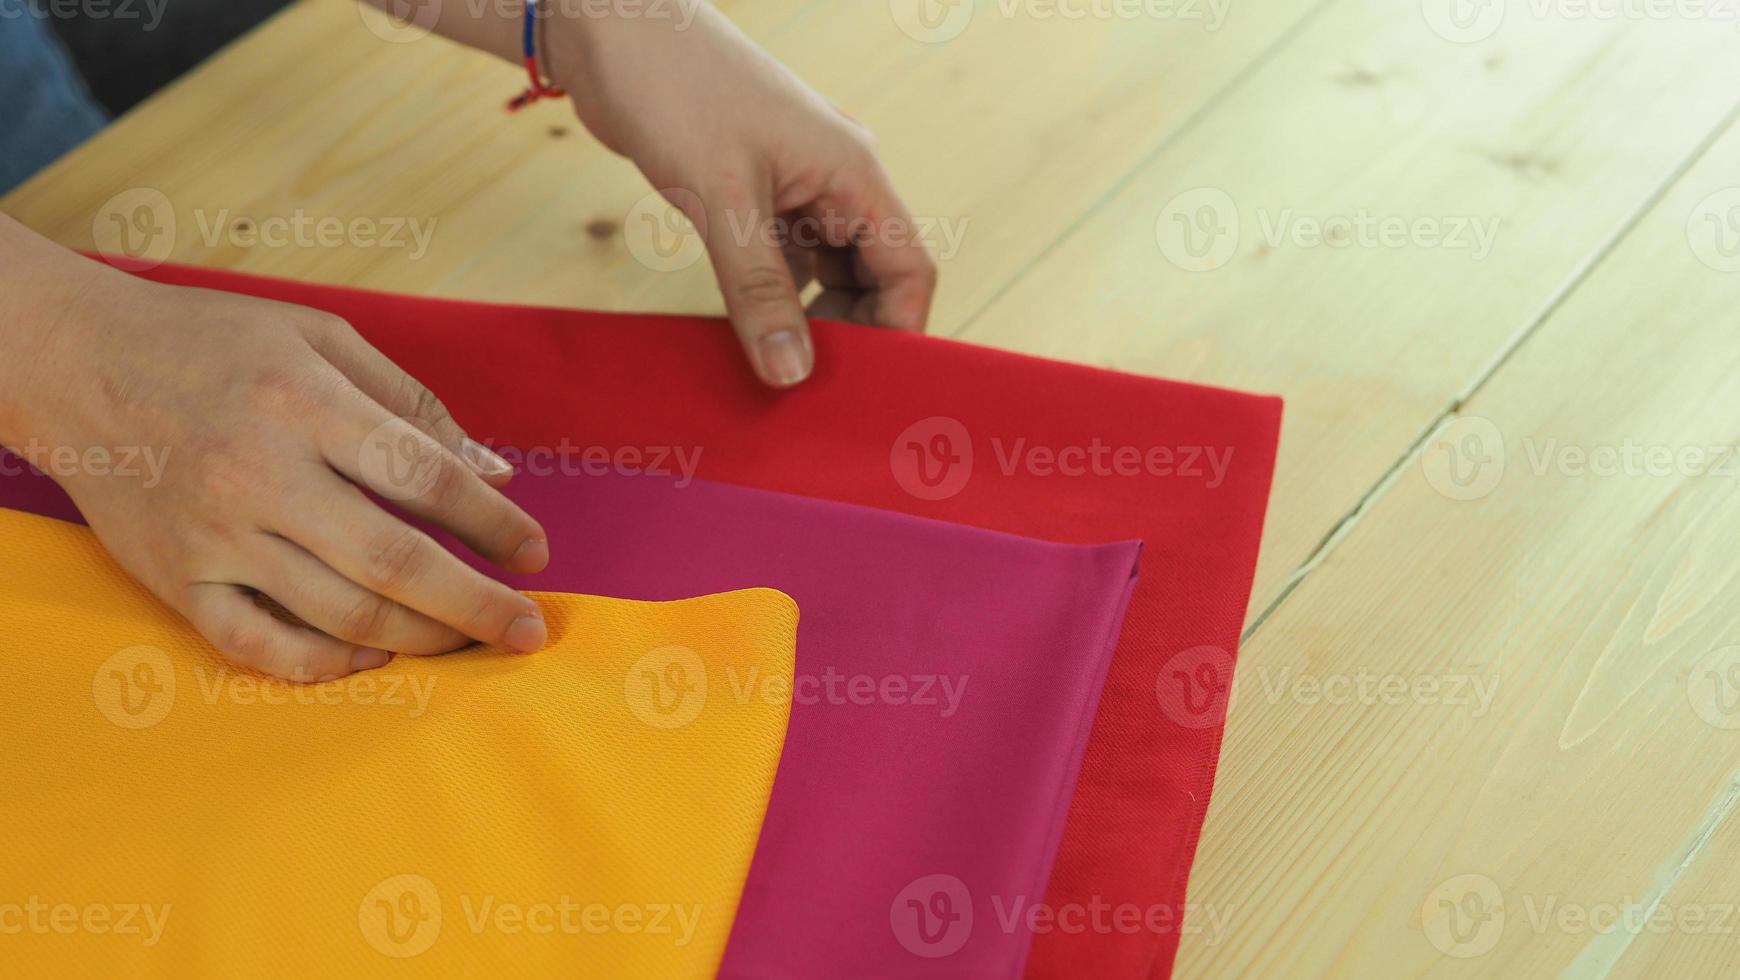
[2, 0, 1322, 325]
[960, 1, 1740, 620]
[1608, 778, 1740, 978]
[1177, 100, 1740, 978]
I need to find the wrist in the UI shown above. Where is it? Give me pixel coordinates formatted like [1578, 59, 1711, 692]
[542, 3, 719, 157]
[0, 218, 88, 449]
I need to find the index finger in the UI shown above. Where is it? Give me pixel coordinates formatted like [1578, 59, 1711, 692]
[820, 162, 938, 333]
[326, 397, 549, 576]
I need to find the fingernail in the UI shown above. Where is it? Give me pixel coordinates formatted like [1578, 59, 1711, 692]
[756, 330, 813, 387]
[505, 612, 548, 654]
[511, 537, 550, 574]
[462, 438, 514, 478]
[351, 648, 391, 672]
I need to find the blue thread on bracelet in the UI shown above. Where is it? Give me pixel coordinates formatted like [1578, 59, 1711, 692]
[507, 0, 566, 112]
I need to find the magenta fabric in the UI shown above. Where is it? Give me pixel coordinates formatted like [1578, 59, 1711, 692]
[0, 457, 78, 524]
[0, 462, 1141, 978]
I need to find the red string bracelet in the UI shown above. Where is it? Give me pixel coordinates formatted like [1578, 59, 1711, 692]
[506, 0, 565, 112]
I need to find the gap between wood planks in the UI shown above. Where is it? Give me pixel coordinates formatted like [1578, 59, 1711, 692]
[1239, 88, 1740, 645]
[1566, 773, 1740, 979]
[948, 0, 1341, 338]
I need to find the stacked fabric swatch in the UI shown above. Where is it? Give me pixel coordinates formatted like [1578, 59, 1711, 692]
[0, 262, 1282, 978]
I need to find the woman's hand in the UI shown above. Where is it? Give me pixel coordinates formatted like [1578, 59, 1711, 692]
[1, 253, 551, 682]
[549, 4, 938, 386]
[361, 0, 939, 386]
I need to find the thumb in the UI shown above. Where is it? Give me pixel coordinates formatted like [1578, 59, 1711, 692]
[703, 187, 815, 388]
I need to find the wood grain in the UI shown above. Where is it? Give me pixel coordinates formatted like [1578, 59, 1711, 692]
[1179, 96, 1740, 979]
[963, 1, 1740, 620]
[9, 1, 1740, 976]
[2, 0, 1322, 323]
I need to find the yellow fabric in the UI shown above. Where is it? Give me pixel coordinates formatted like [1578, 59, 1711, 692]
[0, 507, 797, 977]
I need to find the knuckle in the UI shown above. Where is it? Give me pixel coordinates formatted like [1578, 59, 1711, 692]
[401, 376, 451, 427]
[363, 526, 428, 594]
[707, 169, 755, 205]
[217, 621, 271, 668]
[302, 311, 357, 344]
[336, 593, 394, 644]
[245, 367, 318, 418]
[463, 587, 514, 641]
[731, 265, 796, 309]
[423, 456, 469, 512]
[491, 511, 532, 559]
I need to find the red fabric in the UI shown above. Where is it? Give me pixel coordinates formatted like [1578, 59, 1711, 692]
[114, 261, 1281, 978]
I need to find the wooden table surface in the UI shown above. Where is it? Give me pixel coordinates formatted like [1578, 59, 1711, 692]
[10, 1, 1740, 975]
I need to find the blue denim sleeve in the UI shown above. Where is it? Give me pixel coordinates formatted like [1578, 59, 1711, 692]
[0, 4, 109, 194]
